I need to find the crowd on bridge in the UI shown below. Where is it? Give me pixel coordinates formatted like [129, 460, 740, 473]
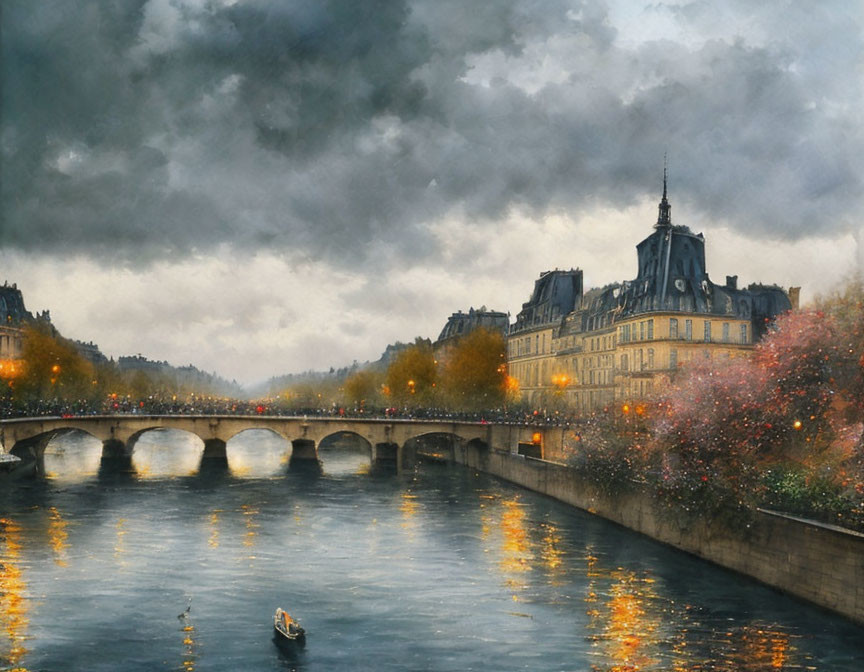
[0, 395, 588, 428]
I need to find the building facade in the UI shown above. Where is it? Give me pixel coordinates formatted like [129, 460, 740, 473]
[0, 281, 49, 362]
[508, 179, 797, 410]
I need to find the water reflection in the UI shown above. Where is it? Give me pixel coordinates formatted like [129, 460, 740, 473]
[242, 504, 259, 554]
[180, 616, 198, 671]
[0, 442, 861, 671]
[582, 549, 804, 671]
[46, 506, 69, 566]
[114, 517, 127, 563]
[318, 434, 371, 477]
[399, 492, 419, 525]
[0, 518, 29, 671]
[208, 510, 221, 549]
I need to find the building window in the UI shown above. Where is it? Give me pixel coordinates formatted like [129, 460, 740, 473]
[703, 321, 711, 343]
[669, 349, 678, 369]
[722, 322, 730, 343]
[670, 318, 679, 339]
[647, 319, 654, 340]
[640, 321, 645, 340]
[621, 354, 629, 371]
[647, 348, 654, 369]
[685, 319, 692, 341]
[740, 324, 748, 344]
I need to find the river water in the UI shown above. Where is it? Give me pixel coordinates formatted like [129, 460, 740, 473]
[1, 429, 862, 671]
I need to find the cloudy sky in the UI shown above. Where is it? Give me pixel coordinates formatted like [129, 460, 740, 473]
[2, 0, 862, 386]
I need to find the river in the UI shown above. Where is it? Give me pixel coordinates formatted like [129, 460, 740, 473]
[1, 429, 862, 671]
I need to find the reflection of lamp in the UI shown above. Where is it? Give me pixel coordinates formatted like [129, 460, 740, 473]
[407, 379, 416, 394]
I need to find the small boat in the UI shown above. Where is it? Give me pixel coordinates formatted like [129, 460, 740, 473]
[273, 608, 306, 645]
[0, 453, 22, 475]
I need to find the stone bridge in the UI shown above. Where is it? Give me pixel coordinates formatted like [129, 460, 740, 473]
[0, 415, 568, 476]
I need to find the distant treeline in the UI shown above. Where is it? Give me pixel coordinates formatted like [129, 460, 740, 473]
[262, 331, 513, 412]
[0, 323, 243, 408]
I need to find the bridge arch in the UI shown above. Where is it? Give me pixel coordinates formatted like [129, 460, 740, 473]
[224, 426, 290, 444]
[402, 432, 462, 468]
[126, 426, 201, 453]
[9, 428, 106, 477]
[129, 428, 207, 477]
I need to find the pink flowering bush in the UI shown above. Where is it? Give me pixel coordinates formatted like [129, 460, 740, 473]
[648, 280, 864, 529]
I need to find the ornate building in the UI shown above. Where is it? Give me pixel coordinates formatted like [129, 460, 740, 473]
[508, 176, 797, 410]
[0, 281, 44, 361]
[0, 281, 107, 367]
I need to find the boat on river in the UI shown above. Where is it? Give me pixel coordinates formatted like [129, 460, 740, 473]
[273, 608, 306, 646]
[0, 453, 22, 474]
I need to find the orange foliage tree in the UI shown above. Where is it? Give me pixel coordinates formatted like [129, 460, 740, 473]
[15, 324, 95, 402]
[385, 339, 437, 407]
[439, 328, 507, 410]
[343, 368, 384, 409]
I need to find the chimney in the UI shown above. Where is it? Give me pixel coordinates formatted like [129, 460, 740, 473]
[725, 275, 738, 290]
[788, 287, 801, 310]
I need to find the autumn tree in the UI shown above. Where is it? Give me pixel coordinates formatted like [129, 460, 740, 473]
[15, 324, 95, 402]
[385, 339, 437, 407]
[439, 328, 507, 410]
[343, 368, 384, 409]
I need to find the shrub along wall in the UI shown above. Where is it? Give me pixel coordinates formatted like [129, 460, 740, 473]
[455, 445, 864, 626]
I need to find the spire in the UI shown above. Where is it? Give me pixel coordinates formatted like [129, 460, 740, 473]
[655, 155, 672, 228]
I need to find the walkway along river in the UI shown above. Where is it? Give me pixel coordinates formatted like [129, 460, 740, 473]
[0, 429, 862, 670]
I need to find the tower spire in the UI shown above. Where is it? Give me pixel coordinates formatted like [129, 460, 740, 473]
[655, 154, 671, 228]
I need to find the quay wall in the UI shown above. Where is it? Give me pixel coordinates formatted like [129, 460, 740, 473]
[453, 445, 864, 626]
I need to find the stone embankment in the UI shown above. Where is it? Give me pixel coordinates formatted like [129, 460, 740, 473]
[454, 445, 864, 627]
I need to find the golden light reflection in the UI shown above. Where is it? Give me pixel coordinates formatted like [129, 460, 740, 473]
[398, 491, 419, 544]
[180, 618, 198, 671]
[582, 548, 801, 671]
[497, 498, 532, 597]
[114, 518, 127, 563]
[584, 550, 662, 672]
[713, 623, 794, 671]
[0, 518, 30, 671]
[47, 507, 69, 567]
[399, 493, 418, 524]
[208, 510, 221, 549]
[538, 522, 564, 582]
[241, 504, 259, 550]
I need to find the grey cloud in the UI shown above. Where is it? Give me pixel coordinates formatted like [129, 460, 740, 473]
[1, 0, 862, 269]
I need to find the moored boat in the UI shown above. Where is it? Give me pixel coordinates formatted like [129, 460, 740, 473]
[273, 608, 306, 645]
[0, 453, 21, 474]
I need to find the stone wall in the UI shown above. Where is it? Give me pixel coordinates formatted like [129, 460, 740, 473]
[454, 445, 864, 626]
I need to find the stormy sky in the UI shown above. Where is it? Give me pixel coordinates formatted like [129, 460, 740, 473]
[2, 0, 862, 386]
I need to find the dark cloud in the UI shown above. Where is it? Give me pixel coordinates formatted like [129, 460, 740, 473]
[2, 0, 862, 269]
